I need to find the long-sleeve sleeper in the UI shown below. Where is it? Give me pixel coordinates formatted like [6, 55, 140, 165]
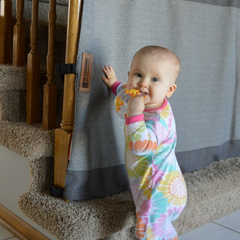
[112, 82, 187, 240]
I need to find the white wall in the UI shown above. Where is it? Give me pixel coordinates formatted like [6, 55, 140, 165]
[0, 146, 57, 240]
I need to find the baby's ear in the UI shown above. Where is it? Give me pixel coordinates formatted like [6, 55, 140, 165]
[166, 84, 177, 98]
[128, 71, 130, 76]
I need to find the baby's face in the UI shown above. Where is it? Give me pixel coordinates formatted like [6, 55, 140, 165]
[127, 52, 177, 109]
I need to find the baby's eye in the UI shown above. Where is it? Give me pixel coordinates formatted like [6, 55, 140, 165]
[152, 77, 159, 82]
[135, 73, 142, 78]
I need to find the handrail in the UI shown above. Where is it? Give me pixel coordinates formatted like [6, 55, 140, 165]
[13, 0, 25, 67]
[0, 0, 12, 64]
[54, 0, 83, 191]
[43, 0, 57, 130]
[26, 0, 40, 124]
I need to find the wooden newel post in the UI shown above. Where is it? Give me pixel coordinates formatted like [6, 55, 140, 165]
[26, 0, 40, 124]
[0, 0, 12, 64]
[54, 0, 82, 190]
[42, 0, 57, 130]
[13, 0, 25, 67]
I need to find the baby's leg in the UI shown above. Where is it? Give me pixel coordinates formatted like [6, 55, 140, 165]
[135, 184, 185, 239]
[135, 198, 182, 240]
[162, 223, 178, 240]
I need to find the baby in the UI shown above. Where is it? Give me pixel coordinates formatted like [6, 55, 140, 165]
[102, 46, 187, 240]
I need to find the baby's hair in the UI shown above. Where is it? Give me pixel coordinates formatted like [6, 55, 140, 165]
[133, 46, 181, 83]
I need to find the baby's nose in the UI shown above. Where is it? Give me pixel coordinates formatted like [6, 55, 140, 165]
[139, 79, 148, 88]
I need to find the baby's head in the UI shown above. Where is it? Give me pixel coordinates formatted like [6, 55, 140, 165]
[127, 46, 180, 109]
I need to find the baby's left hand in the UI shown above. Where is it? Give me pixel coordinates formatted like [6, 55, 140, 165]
[127, 95, 145, 117]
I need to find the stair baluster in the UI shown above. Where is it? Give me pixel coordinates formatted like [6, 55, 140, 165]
[43, 0, 57, 130]
[26, 0, 40, 124]
[13, 0, 25, 67]
[54, 0, 83, 193]
[0, 0, 12, 64]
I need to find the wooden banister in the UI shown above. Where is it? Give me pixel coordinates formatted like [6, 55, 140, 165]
[13, 0, 25, 67]
[26, 0, 40, 124]
[0, 0, 12, 64]
[42, 0, 57, 130]
[54, 0, 83, 190]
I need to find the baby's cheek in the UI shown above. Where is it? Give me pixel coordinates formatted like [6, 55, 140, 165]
[126, 82, 132, 89]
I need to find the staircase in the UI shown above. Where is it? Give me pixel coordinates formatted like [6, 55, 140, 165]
[1, 1, 240, 240]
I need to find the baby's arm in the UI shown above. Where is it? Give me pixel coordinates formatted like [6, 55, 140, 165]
[102, 65, 118, 89]
[125, 120, 158, 156]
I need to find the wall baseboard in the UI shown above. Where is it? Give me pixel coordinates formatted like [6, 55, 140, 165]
[0, 204, 50, 240]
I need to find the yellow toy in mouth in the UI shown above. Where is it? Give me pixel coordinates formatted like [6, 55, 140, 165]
[124, 89, 140, 97]
[115, 89, 147, 118]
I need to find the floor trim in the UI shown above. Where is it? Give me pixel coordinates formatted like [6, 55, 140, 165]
[0, 204, 50, 240]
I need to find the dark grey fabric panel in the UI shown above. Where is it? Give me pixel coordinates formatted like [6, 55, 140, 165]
[64, 164, 130, 201]
[177, 140, 240, 173]
[184, 0, 240, 8]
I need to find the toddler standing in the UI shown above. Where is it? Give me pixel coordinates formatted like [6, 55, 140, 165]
[102, 46, 187, 240]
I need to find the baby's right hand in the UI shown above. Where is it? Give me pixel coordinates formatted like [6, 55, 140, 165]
[102, 65, 117, 89]
[127, 95, 145, 117]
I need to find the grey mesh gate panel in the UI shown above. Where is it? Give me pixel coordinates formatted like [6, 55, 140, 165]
[64, 0, 240, 201]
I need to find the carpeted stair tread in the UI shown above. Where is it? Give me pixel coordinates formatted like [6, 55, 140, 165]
[19, 190, 136, 240]
[173, 157, 240, 232]
[18, 157, 240, 239]
[0, 121, 54, 161]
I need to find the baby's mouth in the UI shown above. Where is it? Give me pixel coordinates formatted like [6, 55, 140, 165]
[141, 92, 149, 100]
[138, 89, 149, 95]
[141, 93, 150, 103]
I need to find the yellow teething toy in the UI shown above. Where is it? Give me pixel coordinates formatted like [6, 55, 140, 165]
[114, 89, 145, 118]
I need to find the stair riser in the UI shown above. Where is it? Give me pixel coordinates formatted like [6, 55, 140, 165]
[0, 88, 63, 124]
[12, 0, 68, 25]
[0, 63, 63, 123]
[0, 91, 26, 122]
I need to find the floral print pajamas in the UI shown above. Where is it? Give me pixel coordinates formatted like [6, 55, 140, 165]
[113, 82, 187, 240]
